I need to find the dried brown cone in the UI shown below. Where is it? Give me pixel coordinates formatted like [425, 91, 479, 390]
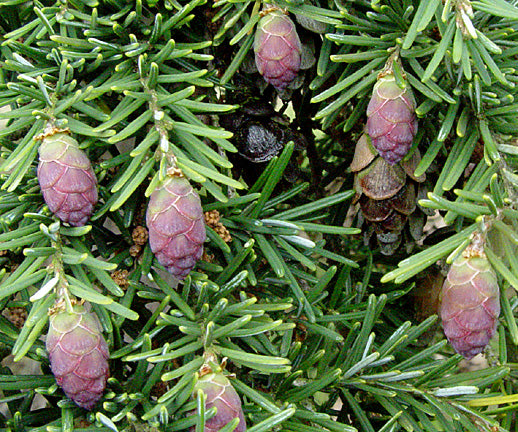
[351, 133, 426, 255]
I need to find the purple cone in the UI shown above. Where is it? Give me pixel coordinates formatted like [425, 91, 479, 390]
[191, 372, 246, 432]
[254, 10, 302, 90]
[146, 176, 206, 279]
[37, 132, 97, 226]
[366, 73, 417, 165]
[46, 303, 109, 410]
[440, 251, 500, 359]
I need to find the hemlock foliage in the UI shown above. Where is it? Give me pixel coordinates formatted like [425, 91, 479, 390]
[1, 0, 518, 431]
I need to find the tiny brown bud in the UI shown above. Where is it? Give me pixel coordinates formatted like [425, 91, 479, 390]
[132, 226, 149, 246]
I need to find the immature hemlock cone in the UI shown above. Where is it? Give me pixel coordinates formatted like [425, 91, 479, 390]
[191, 372, 246, 432]
[440, 251, 500, 359]
[366, 72, 417, 165]
[46, 303, 109, 410]
[146, 176, 206, 279]
[351, 133, 425, 255]
[254, 10, 302, 90]
[37, 132, 98, 226]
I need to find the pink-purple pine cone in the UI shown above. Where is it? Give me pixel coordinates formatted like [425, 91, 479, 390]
[254, 10, 302, 90]
[46, 303, 109, 410]
[366, 73, 417, 165]
[439, 252, 500, 359]
[37, 132, 98, 226]
[146, 176, 206, 279]
[192, 372, 246, 432]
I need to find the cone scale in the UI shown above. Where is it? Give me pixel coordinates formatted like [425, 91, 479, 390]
[37, 131, 98, 227]
[439, 249, 500, 359]
[366, 72, 417, 165]
[254, 10, 302, 90]
[191, 371, 246, 432]
[146, 175, 206, 279]
[46, 303, 109, 410]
